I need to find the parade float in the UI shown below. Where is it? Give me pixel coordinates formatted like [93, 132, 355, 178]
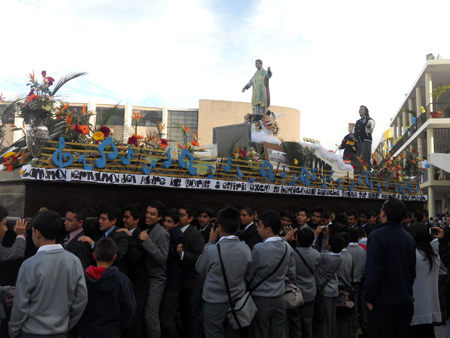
[0, 71, 426, 218]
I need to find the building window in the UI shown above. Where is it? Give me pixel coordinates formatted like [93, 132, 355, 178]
[133, 110, 163, 127]
[96, 106, 125, 126]
[168, 110, 198, 145]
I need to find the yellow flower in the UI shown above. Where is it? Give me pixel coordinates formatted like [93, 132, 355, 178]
[93, 131, 105, 141]
[19, 169, 25, 176]
[294, 159, 298, 165]
[3, 152, 16, 159]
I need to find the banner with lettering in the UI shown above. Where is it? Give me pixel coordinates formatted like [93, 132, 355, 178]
[20, 166, 427, 202]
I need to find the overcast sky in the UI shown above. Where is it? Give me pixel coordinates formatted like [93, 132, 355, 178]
[2, 0, 450, 152]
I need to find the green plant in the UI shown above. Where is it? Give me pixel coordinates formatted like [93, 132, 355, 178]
[432, 85, 450, 108]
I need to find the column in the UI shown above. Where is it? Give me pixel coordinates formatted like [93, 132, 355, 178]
[402, 109, 408, 134]
[428, 186, 436, 218]
[408, 99, 414, 127]
[417, 136, 424, 159]
[88, 101, 96, 127]
[392, 122, 397, 141]
[124, 103, 133, 143]
[162, 106, 168, 139]
[425, 72, 433, 113]
[397, 116, 402, 138]
[426, 126, 435, 216]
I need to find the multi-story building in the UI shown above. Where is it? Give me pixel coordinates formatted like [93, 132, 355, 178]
[0, 98, 300, 152]
[375, 55, 450, 216]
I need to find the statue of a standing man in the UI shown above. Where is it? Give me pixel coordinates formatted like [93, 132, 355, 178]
[242, 59, 272, 120]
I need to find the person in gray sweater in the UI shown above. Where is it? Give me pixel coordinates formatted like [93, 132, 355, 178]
[138, 200, 170, 338]
[345, 227, 366, 338]
[250, 209, 296, 338]
[9, 210, 88, 338]
[336, 233, 353, 338]
[314, 230, 346, 338]
[196, 207, 253, 338]
[285, 226, 320, 338]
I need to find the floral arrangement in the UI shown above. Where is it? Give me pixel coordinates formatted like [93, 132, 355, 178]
[143, 122, 169, 152]
[16, 71, 87, 124]
[2, 150, 27, 172]
[234, 146, 263, 162]
[56, 103, 95, 143]
[177, 125, 205, 154]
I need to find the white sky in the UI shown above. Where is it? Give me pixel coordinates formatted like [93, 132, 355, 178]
[2, 0, 450, 152]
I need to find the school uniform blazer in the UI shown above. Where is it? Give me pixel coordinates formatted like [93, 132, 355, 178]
[241, 223, 262, 250]
[142, 223, 170, 282]
[106, 227, 130, 276]
[0, 237, 25, 262]
[126, 226, 148, 299]
[199, 223, 213, 243]
[180, 225, 204, 289]
[64, 231, 94, 270]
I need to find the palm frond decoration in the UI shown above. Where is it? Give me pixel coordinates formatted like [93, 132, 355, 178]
[51, 72, 88, 96]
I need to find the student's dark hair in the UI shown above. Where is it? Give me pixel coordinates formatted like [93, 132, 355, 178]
[95, 237, 117, 262]
[312, 205, 324, 216]
[328, 233, 346, 253]
[382, 196, 407, 223]
[0, 206, 8, 222]
[197, 204, 215, 218]
[356, 227, 367, 239]
[410, 222, 437, 272]
[100, 205, 122, 222]
[297, 227, 315, 247]
[296, 206, 311, 218]
[217, 207, 241, 234]
[259, 209, 281, 235]
[240, 206, 255, 216]
[123, 204, 143, 221]
[322, 209, 331, 219]
[256, 59, 263, 65]
[164, 208, 180, 224]
[145, 200, 165, 216]
[280, 209, 295, 222]
[341, 232, 350, 247]
[67, 206, 87, 223]
[335, 212, 347, 225]
[413, 210, 423, 222]
[422, 209, 429, 218]
[347, 209, 359, 218]
[32, 210, 61, 240]
[346, 227, 359, 243]
[181, 204, 196, 218]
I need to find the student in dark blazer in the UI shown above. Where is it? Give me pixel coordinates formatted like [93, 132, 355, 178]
[177, 205, 205, 338]
[196, 204, 215, 243]
[239, 206, 262, 250]
[117, 204, 148, 338]
[62, 206, 94, 269]
[79, 206, 129, 275]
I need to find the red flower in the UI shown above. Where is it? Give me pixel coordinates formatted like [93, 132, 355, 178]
[411, 148, 415, 152]
[372, 160, 377, 165]
[379, 174, 383, 178]
[160, 139, 168, 146]
[362, 161, 367, 165]
[47, 77, 55, 86]
[99, 126, 110, 138]
[240, 150, 247, 158]
[347, 154, 352, 159]
[41, 70, 46, 78]
[128, 135, 137, 145]
[352, 165, 357, 170]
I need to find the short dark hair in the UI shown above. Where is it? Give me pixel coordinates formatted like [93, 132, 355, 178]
[123, 204, 143, 221]
[296, 206, 311, 218]
[256, 59, 263, 65]
[259, 209, 281, 235]
[240, 206, 255, 216]
[197, 204, 215, 218]
[382, 196, 407, 223]
[0, 206, 8, 222]
[413, 210, 424, 222]
[280, 209, 295, 222]
[181, 204, 196, 218]
[335, 212, 347, 225]
[297, 227, 315, 247]
[346, 227, 359, 243]
[67, 206, 87, 223]
[217, 207, 241, 234]
[312, 205, 324, 216]
[347, 209, 359, 218]
[32, 210, 61, 240]
[322, 209, 331, 219]
[95, 237, 117, 262]
[163, 208, 180, 224]
[328, 233, 346, 253]
[356, 227, 366, 239]
[100, 206, 122, 222]
[146, 200, 164, 217]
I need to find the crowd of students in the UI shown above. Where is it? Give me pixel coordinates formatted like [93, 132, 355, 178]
[0, 199, 448, 338]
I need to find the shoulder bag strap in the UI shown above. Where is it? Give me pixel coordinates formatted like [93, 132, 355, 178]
[217, 244, 242, 328]
[250, 242, 288, 293]
[294, 248, 314, 275]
